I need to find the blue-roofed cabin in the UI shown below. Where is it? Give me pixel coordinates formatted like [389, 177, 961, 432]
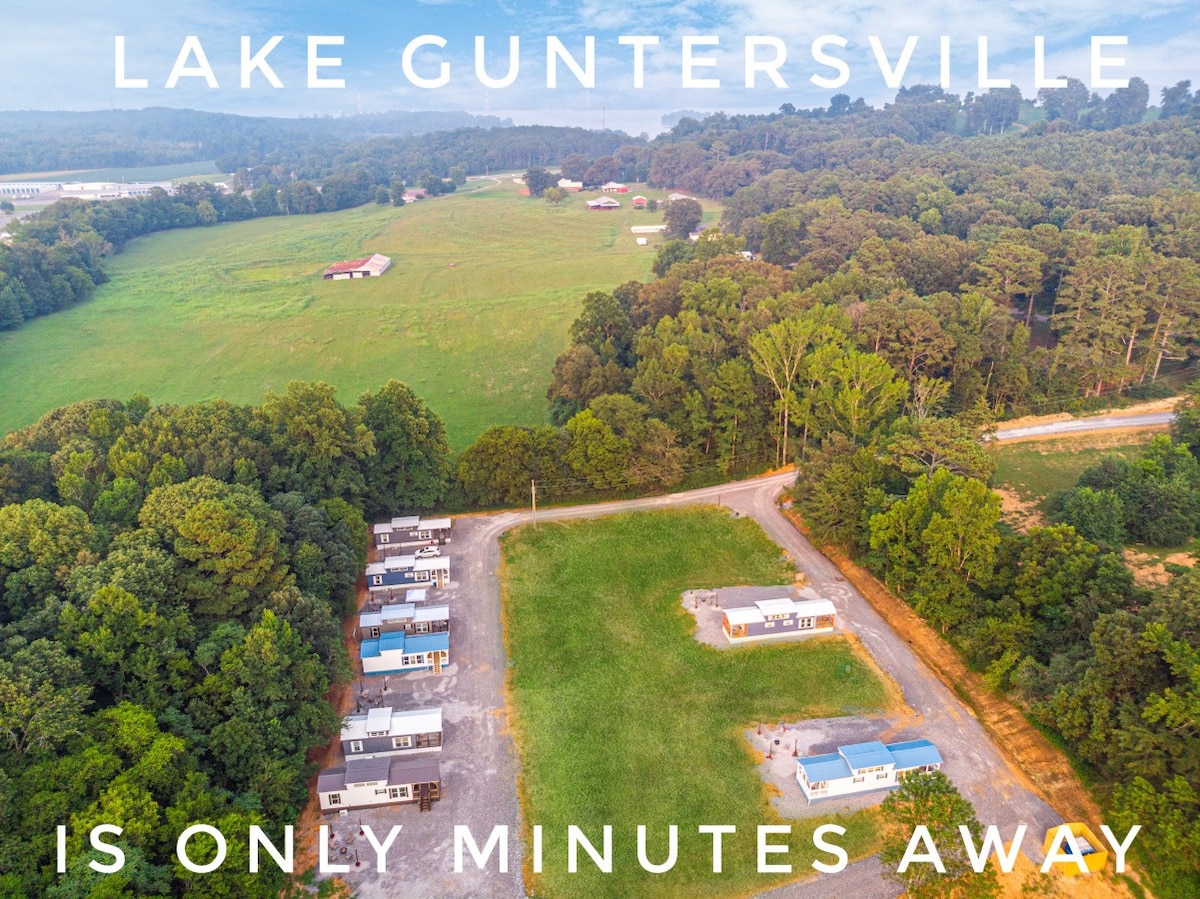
[796, 739, 942, 801]
[361, 631, 450, 676]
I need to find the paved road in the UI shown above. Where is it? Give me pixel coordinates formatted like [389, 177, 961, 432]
[994, 411, 1174, 442]
[336, 469, 1062, 898]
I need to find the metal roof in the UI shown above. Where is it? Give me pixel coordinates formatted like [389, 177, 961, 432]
[414, 604, 449, 622]
[387, 756, 441, 785]
[342, 707, 443, 741]
[797, 752, 852, 782]
[840, 741, 895, 770]
[381, 603, 417, 622]
[404, 633, 449, 654]
[390, 515, 421, 529]
[755, 597, 799, 615]
[420, 517, 451, 530]
[344, 756, 393, 785]
[886, 739, 943, 770]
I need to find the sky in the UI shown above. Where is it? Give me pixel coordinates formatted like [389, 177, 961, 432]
[2, 1, 1197, 135]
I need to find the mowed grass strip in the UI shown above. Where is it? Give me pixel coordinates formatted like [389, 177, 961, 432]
[501, 508, 889, 898]
[992, 433, 1159, 503]
[0, 179, 689, 449]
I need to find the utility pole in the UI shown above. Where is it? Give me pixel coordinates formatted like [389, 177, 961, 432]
[531, 479, 537, 527]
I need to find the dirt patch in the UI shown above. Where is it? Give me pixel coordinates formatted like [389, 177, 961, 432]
[999, 396, 1183, 432]
[1123, 549, 1197, 587]
[998, 425, 1169, 447]
[997, 848, 1137, 898]
[780, 509, 1106, 827]
[995, 486, 1047, 533]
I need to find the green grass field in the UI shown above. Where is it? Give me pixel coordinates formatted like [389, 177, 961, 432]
[992, 433, 1160, 502]
[500, 508, 889, 898]
[0, 179, 694, 449]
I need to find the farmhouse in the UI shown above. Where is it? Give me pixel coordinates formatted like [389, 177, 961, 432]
[341, 706, 443, 759]
[374, 515, 453, 553]
[322, 253, 392, 280]
[366, 555, 450, 598]
[796, 739, 943, 801]
[601, 182, 629, 193]
[361, 630, 450, 675]
[317, 756, 442, 812]
[586, 197, 621, 211]
[721, 590, 836, 642]
[358, 602, 450, 639]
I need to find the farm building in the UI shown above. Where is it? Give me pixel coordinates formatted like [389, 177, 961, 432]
[721, 590, 836, 642]
[586, 197, 621, 211]
[631, 224, 667, 234]
[323, 253, 392, 280]
[636, 237, 648, 246]
[601, 182, 629, 193]
[358, 602, 450, 639]
[668, 192, 693, 202]
[366, 556, 451, 599]
[341, 706, 443, 759]
[317, 756, 442, 812]
[361, 630, 450, 675]
[796, 739, 943, 801]
[632, 196, 648, 208]
[374, 516, 452, 553]
[557, 178, 583, 192]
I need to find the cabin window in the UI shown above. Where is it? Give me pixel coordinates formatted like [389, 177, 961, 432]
[876, 772, 890, 780]
[379, 533, 390, 543]
[402, 655, 414, 666]
[370, 627, 380, 638]
[798, 617, 814, 629]
[853, 776, 865, 783]
[372, 575, 383, 586]
[390, 786, 409, 799]
[415, 571, 430, 582]
[367, 730, 387, 738]
[349, 740, 363, 753]
[393, 736, 412, 749]
[764, 621, 775, 628]
[417, 530, 431, 539]
[328, 793, 342, 806]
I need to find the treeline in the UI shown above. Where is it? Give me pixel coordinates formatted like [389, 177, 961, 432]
[0, 378, 450, 895]
[0, 108, 512, 175]
[791, 419, 1200, 893]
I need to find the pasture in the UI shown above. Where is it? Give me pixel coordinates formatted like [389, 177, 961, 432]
[500, 508, 888, 898]
[0, 179, 695, 448]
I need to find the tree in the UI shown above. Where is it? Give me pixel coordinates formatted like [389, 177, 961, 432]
[664, 198, 703, 239]
[749, 318, 811, 466]
[523, 167, 555, 198]
[357, 380, 451, 516]
[543, 186, 565, 206]
[880, 770, 999, 898]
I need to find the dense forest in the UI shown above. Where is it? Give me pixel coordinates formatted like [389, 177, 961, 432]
[0, 379, 451, 895]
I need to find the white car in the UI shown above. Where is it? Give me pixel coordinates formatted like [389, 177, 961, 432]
[414, 546, 442, 558]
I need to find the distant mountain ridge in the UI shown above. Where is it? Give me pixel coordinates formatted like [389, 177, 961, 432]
[0, 107, 515, 175]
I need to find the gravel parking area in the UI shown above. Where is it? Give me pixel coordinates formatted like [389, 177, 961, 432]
[318, 515, 526, 898]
